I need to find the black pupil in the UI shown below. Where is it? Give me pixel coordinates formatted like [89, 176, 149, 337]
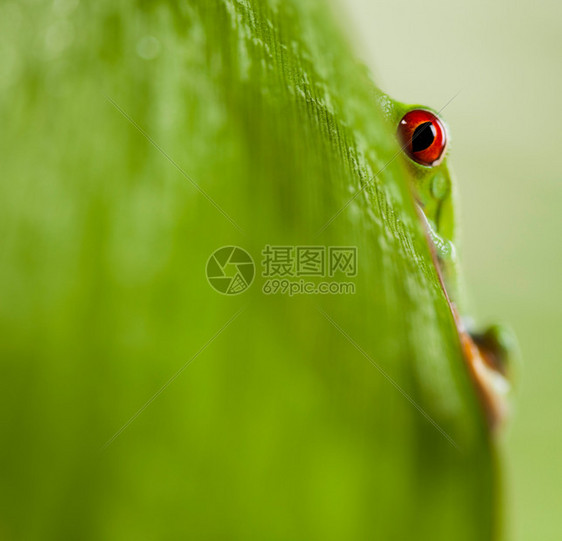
[411, 122, 436, 153]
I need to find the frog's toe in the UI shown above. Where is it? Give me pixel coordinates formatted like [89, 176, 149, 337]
[471, 323, 520, 383]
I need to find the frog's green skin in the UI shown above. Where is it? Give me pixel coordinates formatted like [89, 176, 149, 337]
[378, 92, 517, 402]
[378, 94, 463, 307]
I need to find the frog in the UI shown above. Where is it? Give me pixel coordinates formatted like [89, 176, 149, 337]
[378, 93, 518, 429]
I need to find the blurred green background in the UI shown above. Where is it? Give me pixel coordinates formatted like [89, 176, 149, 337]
[344, 0, 562, 538]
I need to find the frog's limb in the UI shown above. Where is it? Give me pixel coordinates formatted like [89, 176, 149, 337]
[456, 315, 512, 429]
[470, 323, 520, 386]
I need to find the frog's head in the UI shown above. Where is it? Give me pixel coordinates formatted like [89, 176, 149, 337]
[378, 95, 456, 247]
[379, 95, 459, 297]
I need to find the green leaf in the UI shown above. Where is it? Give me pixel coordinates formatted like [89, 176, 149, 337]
[0, 0, 498, 539]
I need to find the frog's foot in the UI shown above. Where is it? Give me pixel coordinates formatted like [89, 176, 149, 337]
[454, 314, 518, 430]
[470, 324, 518, 381]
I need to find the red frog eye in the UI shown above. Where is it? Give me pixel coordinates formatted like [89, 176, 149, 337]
[397, 109, 447, 166]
